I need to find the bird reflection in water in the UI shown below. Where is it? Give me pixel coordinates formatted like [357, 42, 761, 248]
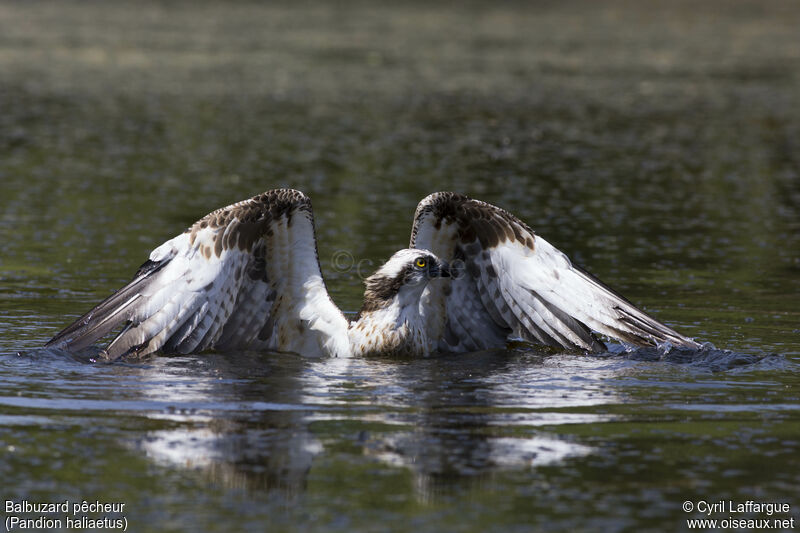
[124, 348, 625, 503]
[130, 352, 322, 497]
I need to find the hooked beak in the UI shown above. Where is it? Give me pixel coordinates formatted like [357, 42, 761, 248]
[438, 261, 451, 278]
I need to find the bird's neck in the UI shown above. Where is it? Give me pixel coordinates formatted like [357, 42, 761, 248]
[348, 285, 434, 357]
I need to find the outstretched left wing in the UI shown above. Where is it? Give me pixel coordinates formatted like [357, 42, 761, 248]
[46, 189, 350, 359]
[410, 192, 700, 353]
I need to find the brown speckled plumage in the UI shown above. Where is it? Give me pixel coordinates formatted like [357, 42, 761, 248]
[410, 192, 535, 251]
[46, 189, 700, 360]
[188, 189, 313, 255]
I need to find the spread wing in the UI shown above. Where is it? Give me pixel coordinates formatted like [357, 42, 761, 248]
[46, 189, 350, 359]
[410, 192, 700, 353]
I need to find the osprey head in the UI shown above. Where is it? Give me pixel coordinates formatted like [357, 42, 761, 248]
[360, 249, 450, 313]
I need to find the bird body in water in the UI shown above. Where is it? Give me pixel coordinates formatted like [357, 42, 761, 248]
[46, 189, 700, 359]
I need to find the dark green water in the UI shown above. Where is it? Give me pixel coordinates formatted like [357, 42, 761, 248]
[1, 1, 799, 531]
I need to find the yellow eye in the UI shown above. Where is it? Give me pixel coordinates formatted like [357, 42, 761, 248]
[415, 258, 427, 268]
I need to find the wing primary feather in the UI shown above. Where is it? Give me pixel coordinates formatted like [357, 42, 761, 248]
[44, 258, 170, 352]
[527, 289, 605, 351]
[185, 308, 222, 353]
[615, 307, 690, 346]
[160, 301, 211, 353]
[571, 263, 639, 308]
[505, 290, 562, 348]
[570, 263, 699, 348]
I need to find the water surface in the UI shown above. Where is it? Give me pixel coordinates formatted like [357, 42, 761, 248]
[1, 1, 799, 531]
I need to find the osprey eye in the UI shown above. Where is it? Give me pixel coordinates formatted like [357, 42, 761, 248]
[415, 258, 427, 268]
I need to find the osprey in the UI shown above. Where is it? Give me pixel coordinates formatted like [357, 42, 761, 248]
[46, 189, 700, 359]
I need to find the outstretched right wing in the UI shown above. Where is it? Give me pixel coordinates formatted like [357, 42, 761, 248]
[410, 192, 700, 353]
[46, 189, 351, 359]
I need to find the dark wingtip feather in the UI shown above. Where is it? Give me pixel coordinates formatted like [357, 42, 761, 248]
[44, 258, 170, 353]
